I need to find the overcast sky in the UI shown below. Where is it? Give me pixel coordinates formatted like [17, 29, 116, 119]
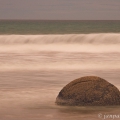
[0, 0, 120, 20]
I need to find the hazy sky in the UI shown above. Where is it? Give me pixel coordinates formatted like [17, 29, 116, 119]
[0, 0, 120, 20]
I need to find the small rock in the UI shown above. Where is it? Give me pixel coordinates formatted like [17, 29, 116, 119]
[56, 76, 120, 106]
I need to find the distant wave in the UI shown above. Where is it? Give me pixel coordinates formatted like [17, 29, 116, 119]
[0, 33, 120, 45]
[0, 34, 120, 53]
[0, 34, 120, 71]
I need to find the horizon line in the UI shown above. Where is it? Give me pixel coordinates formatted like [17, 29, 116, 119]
[0, 19, 120, 21]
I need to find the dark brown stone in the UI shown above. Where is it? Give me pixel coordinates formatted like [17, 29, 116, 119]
[56, 76, 120, 106]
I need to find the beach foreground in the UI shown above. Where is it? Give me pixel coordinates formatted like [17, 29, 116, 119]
[0, 70, 120, 120]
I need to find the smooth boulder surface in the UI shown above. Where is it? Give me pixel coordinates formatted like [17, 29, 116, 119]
[56, 76, 120, 106]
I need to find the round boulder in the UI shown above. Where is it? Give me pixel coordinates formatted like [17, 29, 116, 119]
[56, 76, 120, 106]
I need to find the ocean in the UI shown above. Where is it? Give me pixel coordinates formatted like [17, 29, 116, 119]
[0, 20, 120, 120]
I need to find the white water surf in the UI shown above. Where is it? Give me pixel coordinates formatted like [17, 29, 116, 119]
[0, 34, 120, 120]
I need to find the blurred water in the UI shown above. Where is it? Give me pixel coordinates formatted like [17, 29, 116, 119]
[0, 34, 120, 120]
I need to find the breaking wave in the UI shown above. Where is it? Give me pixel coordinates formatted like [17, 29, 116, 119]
[0, 33, 120, 71]
[0, 33, 120, 45]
